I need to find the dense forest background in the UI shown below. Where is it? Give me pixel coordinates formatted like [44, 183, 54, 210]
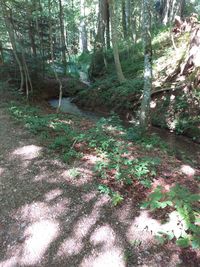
[0, 0, 200, 134]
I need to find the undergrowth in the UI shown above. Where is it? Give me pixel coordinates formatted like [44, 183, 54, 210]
[8, 101, 199, 249]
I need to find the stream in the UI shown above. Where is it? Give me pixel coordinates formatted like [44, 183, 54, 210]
[49, 97, 200, 167]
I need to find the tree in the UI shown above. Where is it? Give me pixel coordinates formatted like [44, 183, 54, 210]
[59, 0, 67, 74]
[139, 0, 152, 131]
[108, 0, 125, 83]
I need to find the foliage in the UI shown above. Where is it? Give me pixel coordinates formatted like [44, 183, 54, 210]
[98, 184, 124, 206]
[142, 184, 200, 249]
[9, 102, 82, 163]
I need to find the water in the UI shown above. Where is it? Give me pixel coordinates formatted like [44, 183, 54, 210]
[49, 97, 200, 167]
[49, 97, 101, 121]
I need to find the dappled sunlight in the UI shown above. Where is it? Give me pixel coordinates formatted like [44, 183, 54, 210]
[57, 237, 83, 257]
[14, 198, 70, 222]
[0, 167, 4, 176]
[161, 211, 187, 237]
[127, 210, 161, 247]
[0, 219, 60, 267]
[90, 224, 116, 248]
[150, 100, 157, 108]
[82, 153, 101, 164]
[57, 204, 101, 259]
[81, 191, 97, 202]
[62, 166, 94, 186]
[180, 164, 195, 177]
[20, 220, 59, 265]
[44, 188, 63, 202]
[80, 248, 125, 267]
[76, 209, 100, 239]
[11, 145, 42, 160]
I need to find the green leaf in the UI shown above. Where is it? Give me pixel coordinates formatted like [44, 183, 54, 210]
[176, 237, 190, 248]
[191, 236, 200, 249]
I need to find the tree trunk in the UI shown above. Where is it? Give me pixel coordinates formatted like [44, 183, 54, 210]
[79, 0, 88, 53]
[0, 41, 4, 65]
[108, 0, 125, 83]
[139, 0, 152, 131]
[59, 0, 67, 74]
[48, 0, 63, 112]
[122, 0, 127, 38]
[1, 0, 24, 92]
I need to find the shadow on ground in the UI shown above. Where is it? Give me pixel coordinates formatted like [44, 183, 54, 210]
[0, 105, 198, 267]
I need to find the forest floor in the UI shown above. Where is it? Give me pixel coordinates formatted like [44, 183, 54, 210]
[0, 85, 200, 267]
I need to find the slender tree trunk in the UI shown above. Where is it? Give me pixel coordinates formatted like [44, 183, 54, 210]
[1, 1, 24, 92]
[79, 0, 88, 53]
[105, 1, 110, 49]
[108, 0, 125, 83]
[59, 0, 67, 74]
[122, 0, 127, 38]
[0, 41, 4, 65]
[139, 0, 152, 131]
[48, 0, 63, 112]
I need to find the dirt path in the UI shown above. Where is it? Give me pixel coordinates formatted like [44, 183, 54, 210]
[0, 91, 185, 267]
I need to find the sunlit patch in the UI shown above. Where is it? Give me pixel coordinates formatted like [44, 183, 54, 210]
[76, 209, 99, 238]
[127, 210, 161, 247]
[82, 154, 100, 164]
[20, 220, 59, 265]
[44, 188, 63, 202]
[0, 167, 4, 176]
[180, 164, 195, 177]
[57, 237, 83, 257]
[62, 166, 94, 186]
[161, 211, 187, 237]
[81, 191, 96, 202]
[0, 256, 19, 267]
[90, 225, 116, 248]
[12, 145, 42, 160]
[80, 248, 125, 267]
[15, 199, 70, 222]
[150, 100, 157, 108]
[170, 94, 175, 101]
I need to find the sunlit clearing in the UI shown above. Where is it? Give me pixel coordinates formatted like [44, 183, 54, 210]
[81, 248, 125, 267]
[44, 188, 63, 202]
[127, 210, 161, 247]
[12, 145, 42, 160]
[20, 220, 59, 265]
[180, 164, 195, 177]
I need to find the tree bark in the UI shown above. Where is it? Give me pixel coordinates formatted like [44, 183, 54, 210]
[79, 0, 88, 53]
[108, 0, 125, 83]
[48, 0, 63, 112]
[1, 0, 24, 92]
[59, 0, 67, 74]
[139, 0, 152, 131]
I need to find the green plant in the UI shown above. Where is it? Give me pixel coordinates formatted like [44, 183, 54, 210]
[111, 192, 124, 206]
[142, 184, 200, 249]
[69, 168, 81, 178]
